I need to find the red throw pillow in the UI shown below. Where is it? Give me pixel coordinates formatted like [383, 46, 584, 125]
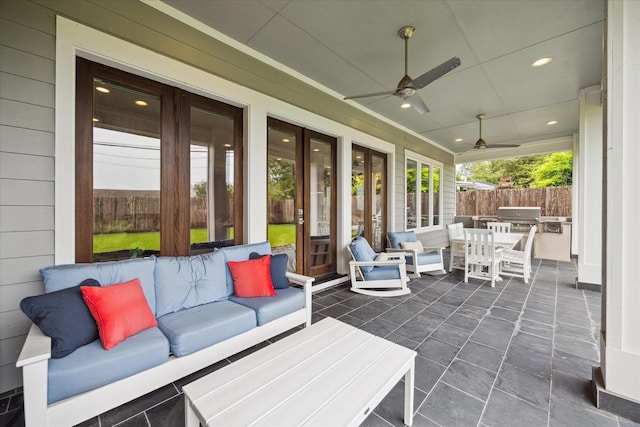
[81, 278, 157, 350]
[227, 256, 276, 298]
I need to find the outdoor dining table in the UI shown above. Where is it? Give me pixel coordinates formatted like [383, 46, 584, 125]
[451, 230, 524, 282]
[451, 231, 524, 250]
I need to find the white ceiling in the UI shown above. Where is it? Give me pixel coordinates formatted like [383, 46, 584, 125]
[160, 0, 604, 161]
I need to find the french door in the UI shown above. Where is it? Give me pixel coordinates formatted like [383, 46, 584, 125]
[351, 145, 387, 252]
[267, 118, 337, 277]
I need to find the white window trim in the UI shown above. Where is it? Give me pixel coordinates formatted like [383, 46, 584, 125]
[404, 149, 443, 232]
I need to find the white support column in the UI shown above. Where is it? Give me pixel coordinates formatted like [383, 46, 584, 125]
[244, 105, 268, 243]
[594, 0, 640, 420]
[576, 86, 602, 289]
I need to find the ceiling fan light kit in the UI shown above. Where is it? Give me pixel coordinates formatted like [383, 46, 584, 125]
[344, 26, 461, 114]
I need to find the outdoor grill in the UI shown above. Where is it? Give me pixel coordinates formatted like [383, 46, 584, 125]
[496, 207, 541, 233]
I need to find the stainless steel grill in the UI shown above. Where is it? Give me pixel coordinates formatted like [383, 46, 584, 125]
[496, 207, 541, 232]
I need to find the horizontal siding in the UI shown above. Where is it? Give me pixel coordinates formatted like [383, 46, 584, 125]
[0, 179, 54, 205]
[0, 1, 56, 393]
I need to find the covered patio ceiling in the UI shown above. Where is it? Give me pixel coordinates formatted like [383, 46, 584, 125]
[157, 0, 603, 162]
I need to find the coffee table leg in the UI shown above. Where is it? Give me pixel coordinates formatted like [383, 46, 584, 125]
[404, 357, 415, 426]
[185, 395, 199, 427]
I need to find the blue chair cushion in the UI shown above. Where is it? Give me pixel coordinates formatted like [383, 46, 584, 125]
[387, 231, 417, 249]
[362, 265, 402, 281]
[348, 237, 377, 273]
[406, 251, 442, 266]
[218, 241, 272, 294]
[229, 287, 304, 326]
[40, 256, 157, 315]
[47, 327, 169, 403]
[154, 251, 228, 317]
[156, 300, 256, 357]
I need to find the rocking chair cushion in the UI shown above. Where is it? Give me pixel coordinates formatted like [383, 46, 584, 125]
[387, 231, 417, 249]
[362, 265, 402, 281]
[349, 237, 377, 273]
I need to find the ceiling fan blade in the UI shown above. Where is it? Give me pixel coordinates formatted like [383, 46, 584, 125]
[406, 94, 429, 114]
[411, 57, 461, 90]
[344, 90, 395, 100]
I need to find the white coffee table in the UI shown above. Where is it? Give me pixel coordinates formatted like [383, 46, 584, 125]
[183, 317, 416, 426]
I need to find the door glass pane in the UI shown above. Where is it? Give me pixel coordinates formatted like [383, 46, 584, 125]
[433, 166, 441, 226]
[190, 106, 236, 252]
[309, 139, 332, 267]
[267, 127, 297, 272]
[371, 154, 385, 252]
[351, 149, 365, 239]
[421, 165, 430, 227]
[92, 79, 161, 261]
[406, 159, 417, 229]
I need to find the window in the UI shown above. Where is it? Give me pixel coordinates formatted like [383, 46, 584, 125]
[76, 58, 243, 262]
[405, 151, 442, 231]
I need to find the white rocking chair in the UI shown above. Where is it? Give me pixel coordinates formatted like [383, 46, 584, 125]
[347, 237, 410, 297]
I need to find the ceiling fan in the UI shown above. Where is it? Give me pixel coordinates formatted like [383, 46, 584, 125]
[344, 26, 461, 114]
[459, 114, 521, 152]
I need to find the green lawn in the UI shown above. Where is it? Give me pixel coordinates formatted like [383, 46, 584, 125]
[93, 224, 295, 254]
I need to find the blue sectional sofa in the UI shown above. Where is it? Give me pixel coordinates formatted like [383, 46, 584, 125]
[17, 241, 313, 427]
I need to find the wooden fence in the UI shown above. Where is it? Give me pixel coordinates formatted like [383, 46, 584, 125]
[93, 186, 572, 233]
[456, 186, 572, 216]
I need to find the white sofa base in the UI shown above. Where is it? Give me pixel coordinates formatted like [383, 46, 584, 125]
[18, 274, 312, 427]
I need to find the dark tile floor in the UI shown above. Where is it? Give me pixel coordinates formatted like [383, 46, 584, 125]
[2, 256, 639, 427]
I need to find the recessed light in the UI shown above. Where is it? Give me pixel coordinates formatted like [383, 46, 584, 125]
[401, 103, 411, 109]
[282, 138, 290, 143]
[532, 57, 552, 67]
[455, 138, 463, 142]
[135, 100, 148, 107]
[224, 143, 231, 147]
[92, 117, 99, 122]
[313, 148, 320, 152]
[95, 86, 110, 93]
[546, 120, 558, 125]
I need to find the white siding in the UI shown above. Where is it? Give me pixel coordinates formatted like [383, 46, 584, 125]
[0, 3, 56, 392]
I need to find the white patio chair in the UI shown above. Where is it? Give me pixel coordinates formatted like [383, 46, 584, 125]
[500, 225, 537, 283]
[487, 222, 511, 233]
[447, 223, 465, 272]
[464, 229, 503, 288]
[347, 236, 410, 297]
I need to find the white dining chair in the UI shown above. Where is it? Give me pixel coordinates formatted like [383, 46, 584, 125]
[464, 228, 503, 288]
[487, 222, 511, 233]
[447, 223, 465, 272]
[500, 225, 537, 283]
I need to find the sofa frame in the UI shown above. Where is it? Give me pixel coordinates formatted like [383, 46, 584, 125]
[17, 272, 313, 427]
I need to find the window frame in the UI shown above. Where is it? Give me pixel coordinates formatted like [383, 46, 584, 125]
[75, 58, 243, 262]
[404, 150, 443, 232]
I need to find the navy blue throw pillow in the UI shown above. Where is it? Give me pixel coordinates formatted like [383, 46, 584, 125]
[249, 252, 290, 289]
[20, 278, 101, 358]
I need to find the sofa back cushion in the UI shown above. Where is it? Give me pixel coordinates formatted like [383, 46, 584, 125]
[387, 231, 417, 249]
[154, 251, 228, 317]
[40, 257, 157, 315]
[218, 241, 272, 294]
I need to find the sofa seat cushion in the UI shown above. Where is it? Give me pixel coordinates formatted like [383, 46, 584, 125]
[154, 251, 228, 317]
[362, 266, 402, 281]
[229, 287, 305, 326]
[40, 256, 157, 315]
[406, 251, 442, 266]
[47, 327, 169, 404]
[156, 300, 257, 357]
